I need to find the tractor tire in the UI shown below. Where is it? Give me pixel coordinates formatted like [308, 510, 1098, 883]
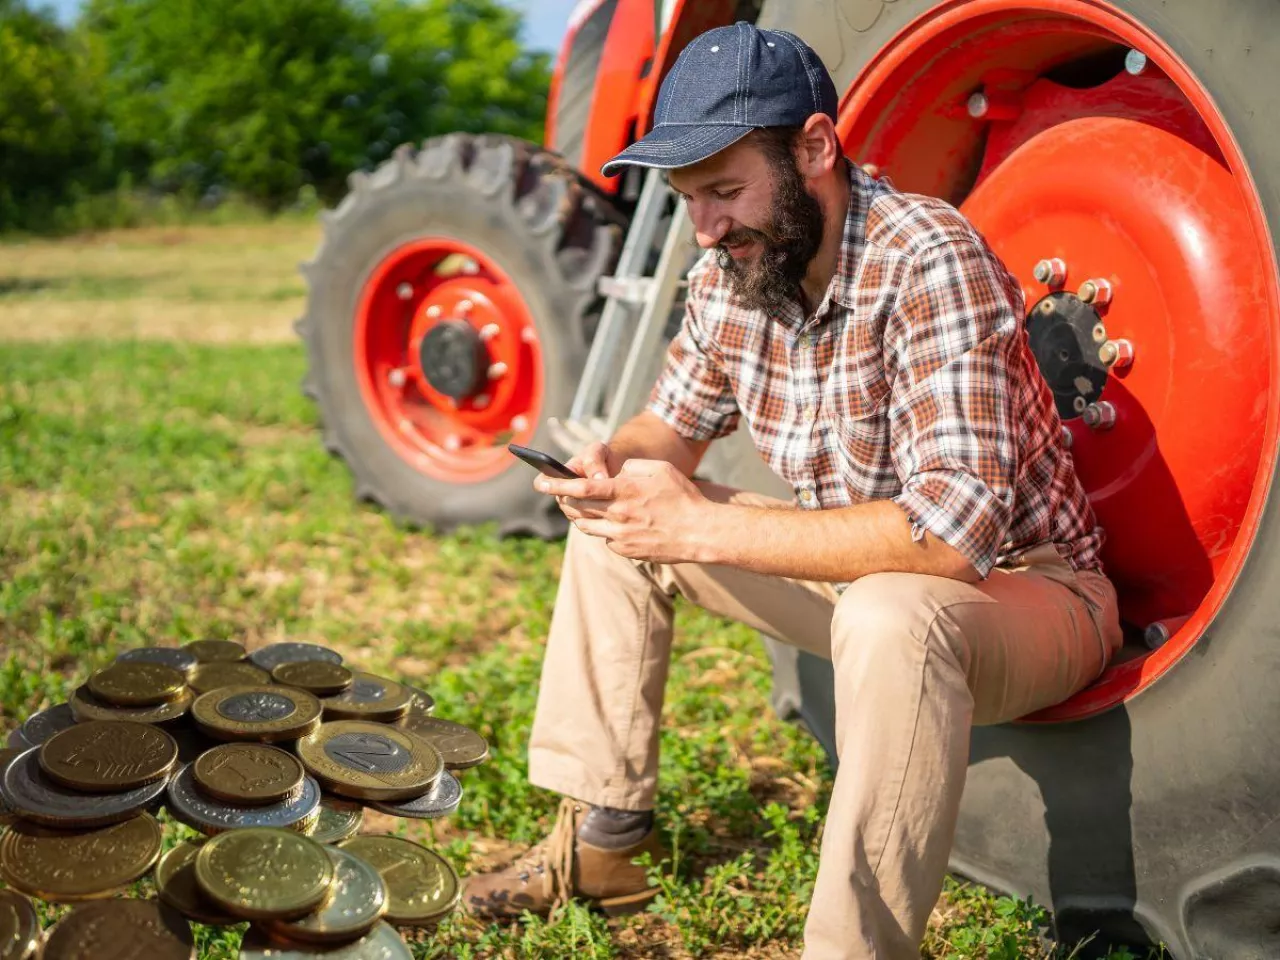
[297, 134, 623, 539]
[748, 1, 1280, 956]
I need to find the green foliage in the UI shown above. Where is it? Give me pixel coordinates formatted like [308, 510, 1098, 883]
[0, 0, 551, 231]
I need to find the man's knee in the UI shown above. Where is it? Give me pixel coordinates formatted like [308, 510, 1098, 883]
[830, 572, 969, 673]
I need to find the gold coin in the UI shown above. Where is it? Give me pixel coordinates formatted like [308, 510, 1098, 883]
[296, 721, 442, 802]
[405, 684, 436, 716]
[0, 814, 163, 903]
[41, 899, 194, 960]
[38, 721, 178, 792]
[239, 922, 410, 959]
[271, 661, 353, 697]
[194, 827, 334, 921]
[305, 799, 364, 844]
[87, 662, 187, 707]
[189, 661, 270, 695]
[183, 639, 247, 663]
[190, 685, 322, 743]
[69, 684, 193, 725]
[263, 846, 387, 944]
[321, 673, 413, 723]
[395, 714, 490, 770]
[192, 743, 305, 805]
[337, 835, 459, 925]
[0, 889, 39, 960]
[154, 841, 241, 926]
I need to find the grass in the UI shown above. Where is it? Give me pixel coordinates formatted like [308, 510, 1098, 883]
[0, 225, 1164, 958]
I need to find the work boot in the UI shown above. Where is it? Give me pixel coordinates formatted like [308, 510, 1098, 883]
[464, 797, 666, 920]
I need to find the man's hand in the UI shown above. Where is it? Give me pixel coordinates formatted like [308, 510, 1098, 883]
[535, 459, 710, 564]
[563, 440, 620, 480]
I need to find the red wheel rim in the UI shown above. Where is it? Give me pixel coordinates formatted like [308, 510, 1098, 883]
[352, 238, 543, 484]
[838, 0, 1280, 720]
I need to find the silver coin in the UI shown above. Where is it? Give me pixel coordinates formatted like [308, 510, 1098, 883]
[166, 762, 320, 834]
[6, 727, 31, 750]
[246, 643, 343, 672]
[20, 702, 76, 746]
[370, 769, 462, 820]
[2, 747, 168, 828]
[239, 921, 410, 959]
[0, 751, 16, 825]
[265, 846, 387, 943]
[117, 646, 199, 676]
[217, 691, 296, 723]
[405, 685, 435, 715]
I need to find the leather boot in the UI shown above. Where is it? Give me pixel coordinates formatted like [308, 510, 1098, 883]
[464, 798, 666, 920]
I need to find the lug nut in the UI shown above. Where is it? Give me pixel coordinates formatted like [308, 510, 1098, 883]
[966, 92, 989, 118]
[1073, 396, 1088, 413]
[1061, 425, 1073, 449]
[510, 415, 528, 432]
[473, 394, 489, 409]
[487, 362, 508, 379]
[387, 368, 407, 388]
[1092, 322, 1108, 344]
[1143, 621, 1169, 649]
[520, 326, 537, 344]
[396, 283, 414, 300]
[966, 89, 1020, 121]
[1125, 49, 1149, 76]
[1033, 258, 1067, 286]
[479, 323, 500, 341]
[456, 299, 473, 315]
[1082, 401, 1117, 430]
[426, 305, 442, 320]
[461, 259, 479, 275]
[1078, 278, 1113, 307]
[1098, 338, 1135, 370]
[443, 435, 461, 451]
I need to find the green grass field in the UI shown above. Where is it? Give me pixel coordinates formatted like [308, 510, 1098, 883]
[0, 225, 1158, 958]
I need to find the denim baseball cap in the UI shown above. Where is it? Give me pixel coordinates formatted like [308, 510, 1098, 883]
[601, 21, 838, 178]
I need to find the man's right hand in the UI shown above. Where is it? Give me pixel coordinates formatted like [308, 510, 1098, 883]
[564, 441, 619, 480]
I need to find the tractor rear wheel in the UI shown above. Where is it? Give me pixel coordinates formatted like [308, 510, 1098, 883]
[753, 0, 1280, 955]
[297, 134, 623, 538]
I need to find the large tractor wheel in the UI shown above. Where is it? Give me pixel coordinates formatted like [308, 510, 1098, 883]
[751, 0, 1280, 955]
[297, 134, 624, 539]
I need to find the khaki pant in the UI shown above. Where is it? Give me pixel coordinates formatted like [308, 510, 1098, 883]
[528, 491, 1123, 959]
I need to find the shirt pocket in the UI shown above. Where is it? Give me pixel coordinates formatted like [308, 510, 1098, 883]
[832, 393, 896, 501]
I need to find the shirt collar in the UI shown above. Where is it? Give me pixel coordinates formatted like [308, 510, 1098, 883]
[814, 160, 870, 319]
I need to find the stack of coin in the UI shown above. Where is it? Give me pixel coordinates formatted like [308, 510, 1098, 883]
[0, 639, 479, 955]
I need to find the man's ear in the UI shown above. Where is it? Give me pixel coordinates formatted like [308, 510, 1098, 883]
[796, 114, 841, 178]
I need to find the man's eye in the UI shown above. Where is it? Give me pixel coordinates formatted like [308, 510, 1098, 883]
[713, 189, 742, 201]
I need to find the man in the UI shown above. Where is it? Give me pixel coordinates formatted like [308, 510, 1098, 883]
[464, 21, 1123, 959]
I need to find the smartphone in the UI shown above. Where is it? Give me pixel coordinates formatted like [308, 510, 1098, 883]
[507, 443, 580, 480]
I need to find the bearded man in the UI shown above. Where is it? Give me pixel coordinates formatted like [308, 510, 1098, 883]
[464, 20, 1122, 959]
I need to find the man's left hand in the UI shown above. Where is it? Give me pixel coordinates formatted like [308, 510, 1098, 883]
[535, 459, 710, 564]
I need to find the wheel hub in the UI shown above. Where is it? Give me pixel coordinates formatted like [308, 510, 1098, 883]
[1026, 292, 1108, 420]
[417, 320, 487, 401]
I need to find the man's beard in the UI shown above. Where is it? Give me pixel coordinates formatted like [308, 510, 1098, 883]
[715, 157, 826, 315]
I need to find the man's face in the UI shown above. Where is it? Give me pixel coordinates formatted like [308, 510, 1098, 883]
[667, 134, 826, 314]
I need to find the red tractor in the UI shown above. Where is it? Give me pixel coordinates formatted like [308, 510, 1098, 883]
[296, 0, 1280, 954]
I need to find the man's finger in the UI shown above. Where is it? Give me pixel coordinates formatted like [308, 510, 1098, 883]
[563, 497, 611, 519]
[617, 458, 667, 477]
[534, 476, 617, 499]
[573, 517, 623, 540]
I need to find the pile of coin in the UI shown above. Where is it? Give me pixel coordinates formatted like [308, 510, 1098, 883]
[0, 639, 491, 958]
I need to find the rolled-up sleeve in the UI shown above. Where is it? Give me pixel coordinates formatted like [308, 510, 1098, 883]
[887, 240, 1022, 577]
[645, 266, 740, 441]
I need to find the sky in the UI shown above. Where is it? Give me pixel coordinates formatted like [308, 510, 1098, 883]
[39, 0, 582, 54]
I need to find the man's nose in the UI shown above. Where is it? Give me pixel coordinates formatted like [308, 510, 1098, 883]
[688, 204, 730, 250]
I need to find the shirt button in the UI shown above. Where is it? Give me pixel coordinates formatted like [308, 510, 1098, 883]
[799, 489, 814, 503]
[801, 406, 816, 423]
[798, 335, 811, 350]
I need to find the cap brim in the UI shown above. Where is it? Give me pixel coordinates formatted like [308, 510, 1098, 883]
[601, 125, 755, 178]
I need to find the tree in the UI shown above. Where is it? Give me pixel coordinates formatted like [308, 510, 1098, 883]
[84, 0, 551, 208]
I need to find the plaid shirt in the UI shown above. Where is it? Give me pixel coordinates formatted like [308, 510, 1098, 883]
[646, 162, 1104, 585]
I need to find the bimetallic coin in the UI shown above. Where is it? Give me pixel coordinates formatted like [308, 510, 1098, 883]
[155, 841, 241, 926]
[0, 889, 39, 960]
[246, 643, 343, 672]
[195, 827, 334, 921]
[193, 743, 305, 806]
[5, 728, 30, 751]
[338, 835, 460, 926]
[183, 639, 247, 663]
[271, 661, 353, 697]
[87, 662, 187, 707]
[238, 922, 411, 959]
[322, 673, 413, 723]
[166, 763, 321, 836]
[395, 714, 490, 770]
[370, 769, 462, 820]
[19, 703, 76, 746]
[0, 814, 163, 903]
[39, 721, 178, 792]
[69, 684, 192, 725]
[405, 685, 436, 716]
[3, 747, 167, 828]
[116, 645, 199, 677]
[297, 721, 442, 802]
[189, 661, 270, 695]
[41, 898, 194, 959]
[0, 748, 19, 826]
[305, 799, 364, 844]
[191, 686, 323, 743]
[264, 846, 387, 944]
